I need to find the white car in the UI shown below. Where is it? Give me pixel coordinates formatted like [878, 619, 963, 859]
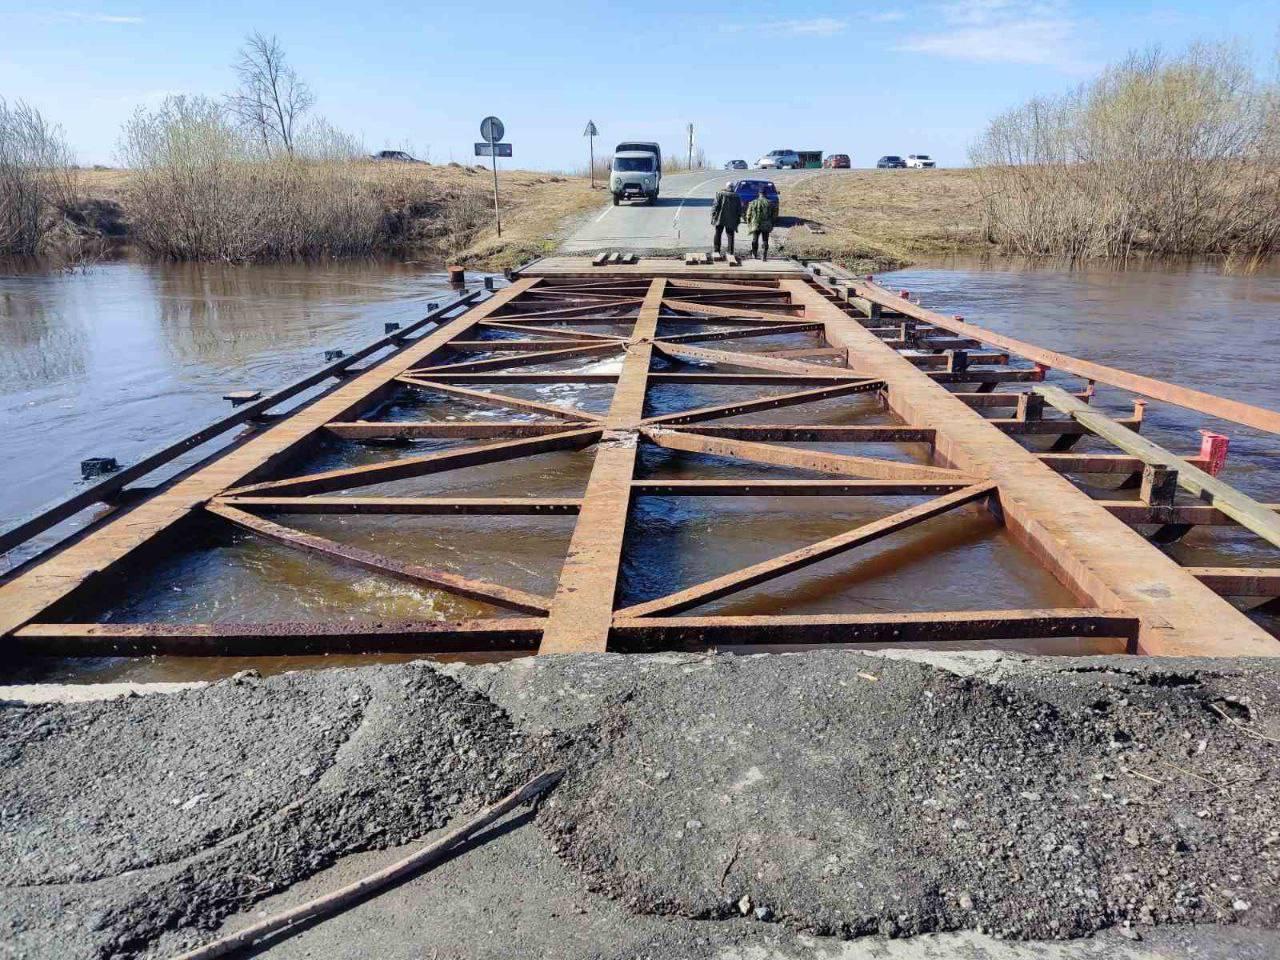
[905, 154, 936, 169]
[756, 149, 800, 170]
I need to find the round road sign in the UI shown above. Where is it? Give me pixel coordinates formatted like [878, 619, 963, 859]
[480, 116, 504, 144]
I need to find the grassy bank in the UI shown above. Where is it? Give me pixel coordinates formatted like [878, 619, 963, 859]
[780, 169, 989, 270]
[77, 163, 601, 269]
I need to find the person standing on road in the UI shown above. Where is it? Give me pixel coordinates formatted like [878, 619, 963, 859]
[710, 181, 742, 257]
[746, 186, 776, 260]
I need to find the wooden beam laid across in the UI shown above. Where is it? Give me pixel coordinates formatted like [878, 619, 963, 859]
[1035, 385, 1280, 550]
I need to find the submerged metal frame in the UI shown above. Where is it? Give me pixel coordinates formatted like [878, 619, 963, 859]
[2, 259, 1278, 660]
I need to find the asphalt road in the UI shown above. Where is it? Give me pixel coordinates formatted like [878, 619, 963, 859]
[559, 167, 819, 254]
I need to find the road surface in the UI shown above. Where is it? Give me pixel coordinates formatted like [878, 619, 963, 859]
[559, 168, 818, 254]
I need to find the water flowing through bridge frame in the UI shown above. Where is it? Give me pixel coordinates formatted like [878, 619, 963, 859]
[2, 257, 1278, 661]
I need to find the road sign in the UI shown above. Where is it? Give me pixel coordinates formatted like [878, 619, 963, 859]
[480, 116, 504, 144]
[474, 142, 513, 158]
[584, 120, 598, 189]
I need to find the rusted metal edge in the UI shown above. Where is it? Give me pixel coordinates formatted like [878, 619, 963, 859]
[610, 609, 1139, 652]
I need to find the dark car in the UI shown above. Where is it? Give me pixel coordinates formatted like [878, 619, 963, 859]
[724, 159, 747, 170]
[876, 155, 906, 169]
[731, 179, 780, 214]
[371, 150, 425, 163]
[823, 153, 851, 169]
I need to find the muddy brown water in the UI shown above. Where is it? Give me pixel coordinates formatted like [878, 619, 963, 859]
[2, 255, 1278, 682]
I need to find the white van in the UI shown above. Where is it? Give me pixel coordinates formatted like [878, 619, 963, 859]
[611, 141, 662, 205]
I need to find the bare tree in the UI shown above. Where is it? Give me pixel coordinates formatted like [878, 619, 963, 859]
[228, 32, 314, 155]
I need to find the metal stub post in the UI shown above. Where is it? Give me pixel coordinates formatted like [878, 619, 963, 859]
[223, 390, 262, 407]
[899, 319, 917, 346]
[1199, 431, 1229, 477]
[447, 265, 465, 285]
[1141, 464, 1179, 507]
[324, 349, 345, 362]
[1016, 392, 1044, 422]
[484, 276, 495, 291]
[947, 350, 970, 374]
[384, 322, 401, 335]
[81, 457, 119, 480]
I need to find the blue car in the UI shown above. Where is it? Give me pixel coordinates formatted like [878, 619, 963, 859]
[730, 179, 779, 215]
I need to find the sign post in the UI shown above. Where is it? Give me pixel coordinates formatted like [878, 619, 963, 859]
[584, 120, 598, 189]
[479, 115, 505, 237]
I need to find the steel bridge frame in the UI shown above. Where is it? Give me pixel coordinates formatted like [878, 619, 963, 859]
[1, 258, 1277, 660]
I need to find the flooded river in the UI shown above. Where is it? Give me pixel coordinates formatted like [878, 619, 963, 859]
[2, 254, 1278, 681]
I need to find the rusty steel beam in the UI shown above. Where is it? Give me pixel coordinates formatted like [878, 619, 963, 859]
[654, 341, 861, 378]
[1190, 567, 1280, 597]
[225, 428, 602, 499]
[476, 321, 624, 341]
[207, 503, 552, 614]
[12, 620, 542, 656]
[610, 608, 1139, 651]
[1041, 452, 1213, 474]
[324, 421, 575, 440]
[643, 428, 978, 483]
[408, 342, 622, 374]
[396, 377, 605, 421]
[631, 479, 969, 496]
[646, 373, 855, 385]
[617, 483, 997, 618]
[834, 271, 1280, 436]
[445, 339, 606, 352]
[655, 322, 825, 344]
[414, 373, 620, 384]
[673, 425, 937, 443]
[643, 380, 884, 427]
[663, 298, 806, 324]
[216, 496, 582, 515]
[538, 278, 668, 654]
[784, 278, 1277, 657]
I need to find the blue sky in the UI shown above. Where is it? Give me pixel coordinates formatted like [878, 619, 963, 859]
[2, 1, 1276, 169]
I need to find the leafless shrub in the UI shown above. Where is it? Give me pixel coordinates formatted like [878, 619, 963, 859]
[970, 44, 1280, 261]
[120, 95, 383, 261]
[0, 98, 81, 257]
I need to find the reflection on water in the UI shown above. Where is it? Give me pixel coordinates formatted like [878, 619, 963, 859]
[0, 256, 459, 536]
[4, 254, 1279, 682]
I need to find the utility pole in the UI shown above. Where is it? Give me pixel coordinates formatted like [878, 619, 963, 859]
[584, 120, 599, 189]
[687, 122, 694, 170]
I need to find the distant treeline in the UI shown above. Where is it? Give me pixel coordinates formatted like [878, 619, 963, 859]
[970, 44, 1280, 262]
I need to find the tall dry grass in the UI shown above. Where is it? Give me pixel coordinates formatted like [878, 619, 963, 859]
[120, 96, 386, 261]
[0, 98, 81, 257]
[970, 45, 1280, 261]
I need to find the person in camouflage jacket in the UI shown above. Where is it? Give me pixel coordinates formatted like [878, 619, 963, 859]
[710, 182, 742, 256]
[745, 187, 776, 260]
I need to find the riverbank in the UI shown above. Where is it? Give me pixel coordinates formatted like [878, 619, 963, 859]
[780, 169, 989, 271]
[4, 650, 1277, 958]
[74, 163, 603, 271]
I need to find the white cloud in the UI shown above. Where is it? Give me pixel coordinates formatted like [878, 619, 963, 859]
[722, 18, 849, 37]
[894, 1, 1090, 70]
[45, 11, 145, 24]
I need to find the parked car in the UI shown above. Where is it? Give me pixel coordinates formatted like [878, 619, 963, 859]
[371, 150, 425, 163]
[823, 154, 851, 169]
[876, 155, 906, 169]
[730, 179, 780, 215]
[906, 154, 937, 169]
[724, 159, 748, 170]
[610, 150, 660, 205]
[756, 149, 800, 170]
